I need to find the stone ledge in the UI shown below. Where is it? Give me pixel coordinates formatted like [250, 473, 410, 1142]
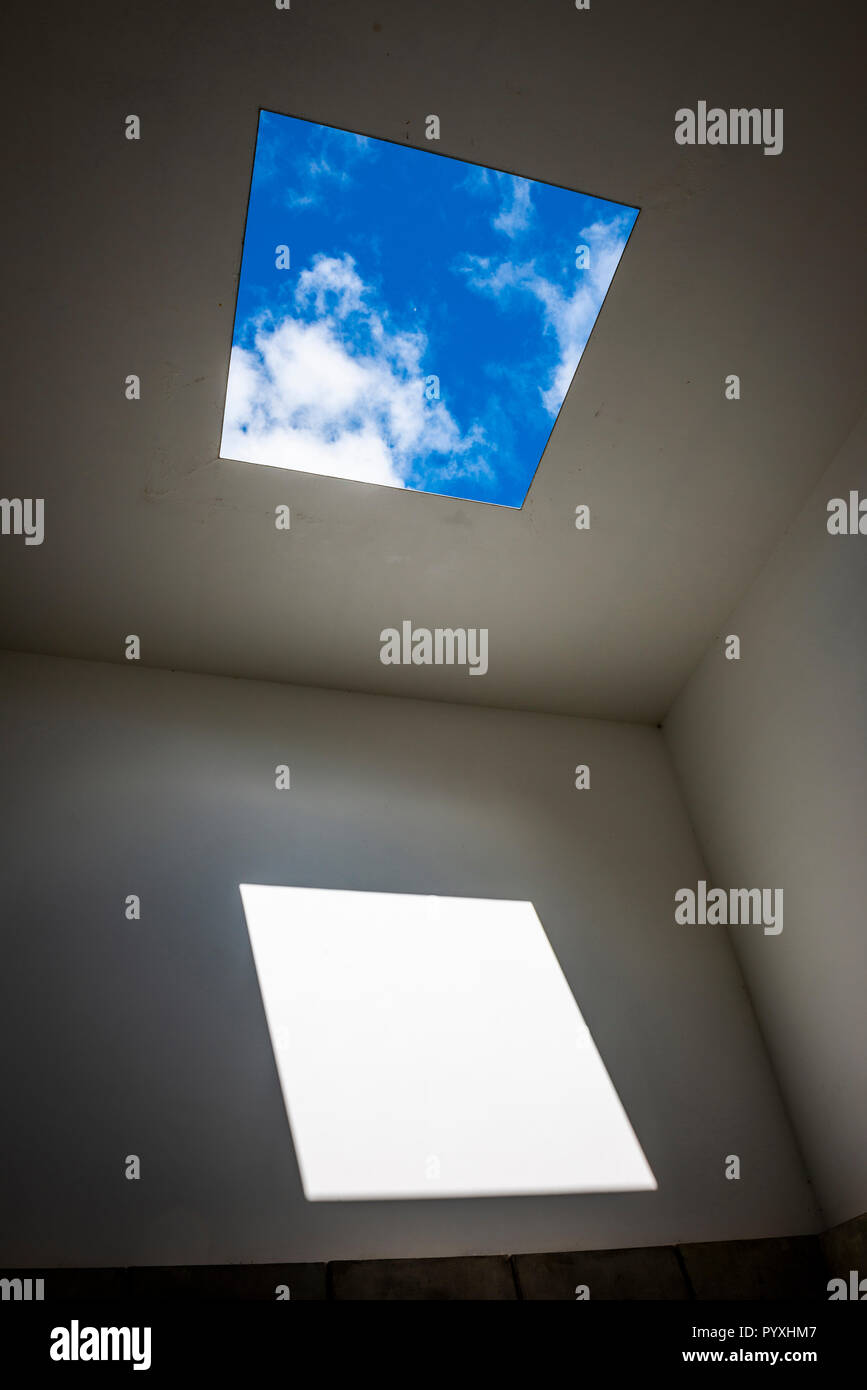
[330, 1255, 517, 1300]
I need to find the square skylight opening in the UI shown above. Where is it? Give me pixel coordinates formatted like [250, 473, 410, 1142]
[240, 883, 656, 1200]
[220, 111, 638, 508]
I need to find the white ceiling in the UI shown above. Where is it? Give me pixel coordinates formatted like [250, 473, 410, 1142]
[3, 0, 865, 722]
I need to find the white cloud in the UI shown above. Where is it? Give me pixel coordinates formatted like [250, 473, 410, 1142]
[221, 254, 486, 488]
[464, 165, 491, 193]
[283, 130, 375, 209]
[493, 178, 533, 237]
[295, 253, 368, 319]
[459, 216, 631, 415]
[284, 158, 348, 209]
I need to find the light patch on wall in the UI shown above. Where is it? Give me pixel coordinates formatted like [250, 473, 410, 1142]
[240, 883, 656, 1200]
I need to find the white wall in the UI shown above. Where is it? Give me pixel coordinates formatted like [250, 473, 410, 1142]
[665, 406, 867, 1229]
[0, 650, 816, 1266]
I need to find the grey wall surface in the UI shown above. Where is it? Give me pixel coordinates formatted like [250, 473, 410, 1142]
[664, 406, 867, 1229]
[0, 650, 817, 1267]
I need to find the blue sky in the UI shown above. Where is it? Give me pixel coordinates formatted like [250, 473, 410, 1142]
[220, 110, 638, 508]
